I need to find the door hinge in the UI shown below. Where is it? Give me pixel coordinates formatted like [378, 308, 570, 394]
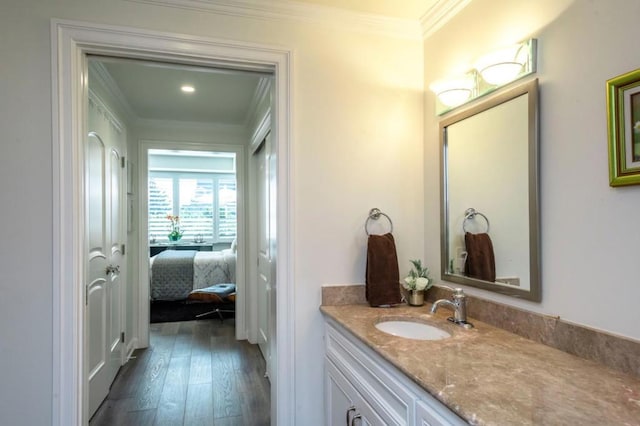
[122, 244, 126, 255]
[121, 156, 126, 168]
[85, 286, 88, 306]
[121, 332, 125, 343]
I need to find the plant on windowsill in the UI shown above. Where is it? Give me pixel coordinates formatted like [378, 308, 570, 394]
[167, 214, 183, 242]
[402, 259, 432, 306]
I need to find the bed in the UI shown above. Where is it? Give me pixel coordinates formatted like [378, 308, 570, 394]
[150, 248, 236, 301]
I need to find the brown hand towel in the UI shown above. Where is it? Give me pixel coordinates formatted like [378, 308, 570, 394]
[464, 232, 496, 282]
[365, 233, 402, 307]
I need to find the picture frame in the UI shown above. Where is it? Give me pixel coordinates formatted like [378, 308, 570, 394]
[606, 69, 640, 186]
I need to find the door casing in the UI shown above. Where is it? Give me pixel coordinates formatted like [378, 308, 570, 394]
[51, 19, 293, 426]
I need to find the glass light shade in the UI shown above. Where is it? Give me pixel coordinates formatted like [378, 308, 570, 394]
[430, 76, 475, 108]
[430, 39, 536, 115]
[437, 88, 472, 107]
[475, 43, 528, 85]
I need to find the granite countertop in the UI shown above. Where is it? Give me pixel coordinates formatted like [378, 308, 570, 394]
[321, 303, 640, 425]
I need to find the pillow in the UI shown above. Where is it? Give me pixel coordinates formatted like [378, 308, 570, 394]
[230, 238, 237, 253]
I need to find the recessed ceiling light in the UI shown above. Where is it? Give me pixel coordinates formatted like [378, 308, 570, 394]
[181, 85, 195, 93]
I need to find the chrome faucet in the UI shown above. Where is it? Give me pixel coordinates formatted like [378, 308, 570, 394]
[430, 287, 473, 328]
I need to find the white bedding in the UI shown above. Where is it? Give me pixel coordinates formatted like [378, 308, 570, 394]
[150, 249, 236, 300]
[193, 249, 236, 290]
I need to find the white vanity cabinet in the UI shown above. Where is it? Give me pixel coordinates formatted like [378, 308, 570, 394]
[324, 319, 467, 426]
[326, 359, 386, 425]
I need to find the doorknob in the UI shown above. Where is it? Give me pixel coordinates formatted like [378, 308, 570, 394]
[105, 265, 120, 275]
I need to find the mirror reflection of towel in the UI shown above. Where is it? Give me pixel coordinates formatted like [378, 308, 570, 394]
[365, 233, 402, 307]
[464, 232, 496, 282]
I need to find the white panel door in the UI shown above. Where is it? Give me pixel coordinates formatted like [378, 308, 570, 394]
[87, 99, 125, 417]
[255, 137, 271, 373]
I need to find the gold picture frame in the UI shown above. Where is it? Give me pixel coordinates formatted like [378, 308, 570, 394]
[607, 69, 640, 186]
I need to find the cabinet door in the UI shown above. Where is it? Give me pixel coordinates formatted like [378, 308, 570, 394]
[326, 359, 387, 426]
[326, 359, 355, 426]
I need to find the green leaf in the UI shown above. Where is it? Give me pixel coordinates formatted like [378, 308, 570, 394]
[410, 259, 421, 271]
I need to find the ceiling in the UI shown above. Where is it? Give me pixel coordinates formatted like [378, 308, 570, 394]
[92, 58, 265, 125]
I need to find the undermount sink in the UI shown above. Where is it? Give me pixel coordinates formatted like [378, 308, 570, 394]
[375, 320, 451, 340]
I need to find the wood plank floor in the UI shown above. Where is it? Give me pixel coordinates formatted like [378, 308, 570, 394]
[90, 320, 270, 426]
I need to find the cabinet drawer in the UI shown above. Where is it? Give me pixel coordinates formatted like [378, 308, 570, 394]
[326, 322, 413, 425]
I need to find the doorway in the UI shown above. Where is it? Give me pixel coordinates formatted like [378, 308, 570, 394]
[87, 54, 266, 418]
[52, 21, 293, 426]
[88, 54, 258, 419]
[139, 142, 246, 339]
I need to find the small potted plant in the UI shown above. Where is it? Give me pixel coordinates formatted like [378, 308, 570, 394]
[167, 214, 183, 242]
[402, 259, 432, 306]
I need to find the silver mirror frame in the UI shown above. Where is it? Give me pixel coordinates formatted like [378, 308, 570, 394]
[440, 79, 540, 302]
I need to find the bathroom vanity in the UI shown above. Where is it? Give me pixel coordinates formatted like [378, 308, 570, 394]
[321, 303, 640, 425]
[325, 318, 466, 425]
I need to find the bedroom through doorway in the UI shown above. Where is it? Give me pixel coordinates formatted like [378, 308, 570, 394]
[147, 148, 239, 324]
[87, 54, 273, 424]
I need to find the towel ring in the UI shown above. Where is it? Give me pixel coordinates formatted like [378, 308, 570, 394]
[365, 208, 393, 236]
[462, 208, 490, 233]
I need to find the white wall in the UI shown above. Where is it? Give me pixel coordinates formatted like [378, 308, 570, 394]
[424, 0, 640, 341]
[0, 1, 424, 424]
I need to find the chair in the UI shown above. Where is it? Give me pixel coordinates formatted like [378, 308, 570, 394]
[187, 283, 236, 321]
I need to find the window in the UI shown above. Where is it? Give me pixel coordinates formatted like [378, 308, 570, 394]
[148, 172, 236, 243]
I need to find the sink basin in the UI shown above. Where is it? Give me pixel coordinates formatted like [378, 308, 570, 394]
[375, 320, 451, 340]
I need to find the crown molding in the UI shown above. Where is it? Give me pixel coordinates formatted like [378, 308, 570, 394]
[136, 116, 248, 135]
[127, 0, 423, 40]
[244, 76, 271, 127]
[89, 61, 138, 121]
[420, 0, 472, 39]
[88, 88, 125, 133]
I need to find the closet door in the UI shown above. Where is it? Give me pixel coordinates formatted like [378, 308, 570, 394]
[255, 135, 271, 372]
[86, 94, 125, 418]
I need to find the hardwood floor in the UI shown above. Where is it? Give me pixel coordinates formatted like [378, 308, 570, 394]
[90, 320, 270, 426]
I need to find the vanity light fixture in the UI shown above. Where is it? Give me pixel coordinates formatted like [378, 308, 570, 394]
[429, 74, 476, 108]
[430, 39, 537, 115]
[181, 85, 195, 93]
[474, 40, 532, 86]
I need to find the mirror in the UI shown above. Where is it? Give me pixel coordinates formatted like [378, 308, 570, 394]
[440, 79, 540, 301]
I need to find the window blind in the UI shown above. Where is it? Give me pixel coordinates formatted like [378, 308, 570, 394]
[148, 172, 236, 243]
